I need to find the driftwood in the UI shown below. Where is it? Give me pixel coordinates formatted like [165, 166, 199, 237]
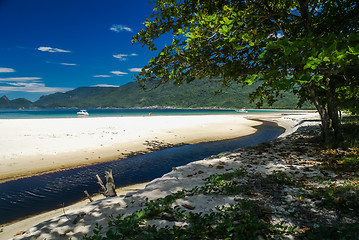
[96, 169, 117, 197]
[84, 190, 93, 202]
[96, 174, 107, 192]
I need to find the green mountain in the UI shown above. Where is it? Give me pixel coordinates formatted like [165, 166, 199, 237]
[34, 79, 313, 109]
[0, 95, 35, 109]
[35, 87, 114, 107]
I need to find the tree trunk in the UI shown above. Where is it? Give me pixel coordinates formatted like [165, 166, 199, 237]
[318, 107, 335, 144]
[326, 77, 344, 142]
[308, 84, 342, 144]
[104, 169, 117, 197]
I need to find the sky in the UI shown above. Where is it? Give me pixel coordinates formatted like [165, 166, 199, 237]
[0, 0, 164, 101]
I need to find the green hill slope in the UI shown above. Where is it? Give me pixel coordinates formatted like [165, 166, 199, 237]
[0, 95, 35, 109]
[35, 79, 313, 109]
[35, 87, 115, 107]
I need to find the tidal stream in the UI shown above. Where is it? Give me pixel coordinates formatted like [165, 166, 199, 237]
[0, 121, 284, 224]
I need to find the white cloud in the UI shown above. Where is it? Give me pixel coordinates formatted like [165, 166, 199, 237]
[60, 63, 77, 66]
[113, 54, 128, 61]
[0, 82, 72, 93]
[0, 77, 42, 82]
[111, 71, 128, 76]
[38, 47, 71, 53]
[128, 68, 142, 72]
[43, 60, 77, 66]
[92, 84, 119, 87]
[0, 77, 72, 93]
[6, 82, 29, 86]
[110, 24, 133, 32]
[113, 53, 138, 61]
[0, 68, 15, 73]
[93, 75, 112, 78]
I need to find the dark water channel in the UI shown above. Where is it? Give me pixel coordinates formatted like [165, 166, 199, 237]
[0, 122, 284, 224]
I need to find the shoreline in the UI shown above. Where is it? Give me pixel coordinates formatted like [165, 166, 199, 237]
[0, 111, 305, 184]
[0, 112, 319, 239]
[0, 182, 150, 239]
[0, 114, 266, 184]
[1, 106, 316, 110]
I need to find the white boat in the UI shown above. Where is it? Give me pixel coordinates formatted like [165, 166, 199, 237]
[235, 108, 248, 113]
[77, 110, 89, 116]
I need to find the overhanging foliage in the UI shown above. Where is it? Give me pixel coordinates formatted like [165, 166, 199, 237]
[133, 0, 359, 143]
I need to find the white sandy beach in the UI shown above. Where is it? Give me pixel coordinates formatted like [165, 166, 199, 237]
[0, 114, 266, 183]
[0, 112, 320, 239]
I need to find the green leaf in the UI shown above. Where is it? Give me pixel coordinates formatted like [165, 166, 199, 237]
[323, 56, 330, 62]
[132, 0, 359, 143]
[284, 47, 292, 56]
[337, 54, 346, 61]
[245, 74, 257, 85]
[304, 63, 312, 69]
[223, 5, 231, 11]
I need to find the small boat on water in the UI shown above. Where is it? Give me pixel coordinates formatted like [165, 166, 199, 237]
[235, 108, 248, 113]
[77, 109, 89, 116]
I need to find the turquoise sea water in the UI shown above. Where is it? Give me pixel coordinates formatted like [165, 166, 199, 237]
[0, 108, 300, 119]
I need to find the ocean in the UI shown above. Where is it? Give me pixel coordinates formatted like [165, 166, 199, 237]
[0, 108, 298, 119]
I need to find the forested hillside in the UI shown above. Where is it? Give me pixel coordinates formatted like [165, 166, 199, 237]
[34, 79, 313, 109]
[0, 95, 35, 109]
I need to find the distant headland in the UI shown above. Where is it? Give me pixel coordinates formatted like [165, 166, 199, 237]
[0, 79, 314, 109]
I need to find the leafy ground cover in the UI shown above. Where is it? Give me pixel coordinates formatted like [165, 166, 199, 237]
[83, 118, 358, 240]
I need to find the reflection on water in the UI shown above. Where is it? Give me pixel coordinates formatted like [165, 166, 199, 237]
[0, 122, 284, 224]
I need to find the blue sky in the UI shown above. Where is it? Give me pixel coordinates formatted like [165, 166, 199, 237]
[0, 0, 162, 101]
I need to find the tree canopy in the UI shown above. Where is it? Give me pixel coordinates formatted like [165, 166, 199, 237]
[133, 0, 359, 143]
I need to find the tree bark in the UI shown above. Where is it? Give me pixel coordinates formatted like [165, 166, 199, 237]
[326, 77, 344, 142]
[104, 169, 117, 197]
[96, 169, 117, 197]
[308, 85, 334, 143]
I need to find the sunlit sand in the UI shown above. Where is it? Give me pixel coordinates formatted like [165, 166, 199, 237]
[0, 114, 265, 183]
[0, 112, 320, 239]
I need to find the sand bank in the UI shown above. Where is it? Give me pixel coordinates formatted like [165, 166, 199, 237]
[0, 112, 320, 239]
[0, 112, 322, 240]
[0, 114, 266, 183]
